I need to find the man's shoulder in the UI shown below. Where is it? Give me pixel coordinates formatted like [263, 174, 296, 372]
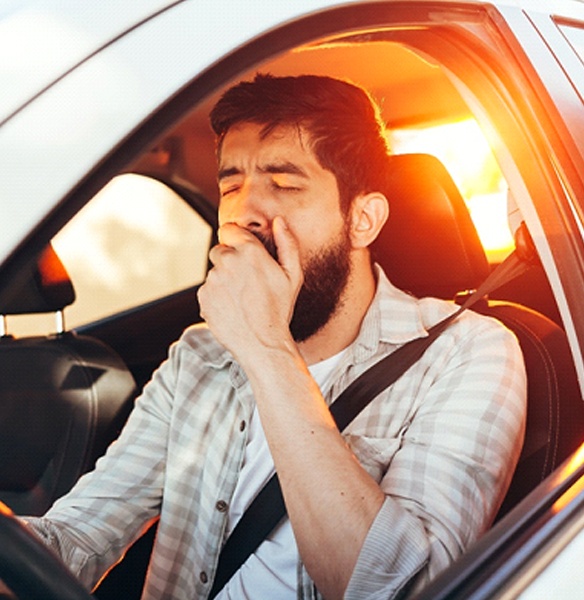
[375, 265, 517, 342]
[416, 296, 526, 376]
[420, 294, 518, 337]
[172, 322, 232, 368]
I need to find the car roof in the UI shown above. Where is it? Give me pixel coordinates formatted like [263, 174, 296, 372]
[2, 0, 583, 124]
[0, 0, 584, 126]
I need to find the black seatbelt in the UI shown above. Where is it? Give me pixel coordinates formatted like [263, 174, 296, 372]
[209, 241, 533, 599]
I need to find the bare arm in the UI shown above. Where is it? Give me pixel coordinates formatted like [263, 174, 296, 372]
[243, 345, 384, 598]
[198, 218, 383, 598]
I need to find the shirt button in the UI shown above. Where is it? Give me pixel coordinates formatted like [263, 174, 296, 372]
[216, 500, 228, 513]
[239, 420, 246, 432]
[200, 571, 208, 584]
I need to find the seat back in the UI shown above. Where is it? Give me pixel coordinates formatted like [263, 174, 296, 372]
[372, 154, 584, 519]
[0, 246, 136, 515]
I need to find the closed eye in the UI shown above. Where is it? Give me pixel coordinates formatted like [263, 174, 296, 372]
[271, 173, 304, 192]
[219, 184, 240, 197]
[272, 181, 302, 192]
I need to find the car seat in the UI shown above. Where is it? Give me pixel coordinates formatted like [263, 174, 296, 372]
[0, 245, 136, 516]
[371, 153, 584, 520]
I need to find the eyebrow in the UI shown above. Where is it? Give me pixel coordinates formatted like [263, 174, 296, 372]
[218, 161, 309, 181]
[261, 162, 309, 178]
[217, 166, 241, 181]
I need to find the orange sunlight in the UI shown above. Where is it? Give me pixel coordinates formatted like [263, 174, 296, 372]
[388, 118, 515, 263]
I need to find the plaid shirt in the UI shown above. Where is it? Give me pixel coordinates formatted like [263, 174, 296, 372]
[26, 267, 526, 599]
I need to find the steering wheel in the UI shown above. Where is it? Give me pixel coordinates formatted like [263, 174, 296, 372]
[0, 501, 94, 600]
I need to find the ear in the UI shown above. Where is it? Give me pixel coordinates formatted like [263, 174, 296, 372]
[349, 192, 389, 249]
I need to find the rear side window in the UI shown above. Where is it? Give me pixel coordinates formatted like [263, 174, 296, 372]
[388, 119, 513, 264]
[49, 174, 212, 329]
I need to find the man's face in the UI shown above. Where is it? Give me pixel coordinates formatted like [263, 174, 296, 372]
[217, 122, 352, 342]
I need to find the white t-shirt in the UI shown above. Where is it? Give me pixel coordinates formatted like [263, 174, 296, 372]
[218, 348, 348, 599]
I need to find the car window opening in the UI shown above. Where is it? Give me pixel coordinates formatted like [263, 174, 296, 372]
[388, 118, 514, 264]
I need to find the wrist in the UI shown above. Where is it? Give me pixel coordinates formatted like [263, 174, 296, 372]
[236, 334, 300, 377]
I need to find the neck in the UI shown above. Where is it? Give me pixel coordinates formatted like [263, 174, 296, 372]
[298, 254, 377, 366]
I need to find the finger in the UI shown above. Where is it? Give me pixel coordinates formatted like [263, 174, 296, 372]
[272, 216, 302, 287]
[217, 222, 235, 245]
[218, 222, 258, 247]
[208, 243, 233, 266]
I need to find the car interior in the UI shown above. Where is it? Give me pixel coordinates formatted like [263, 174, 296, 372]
[2, 11, 584, 598]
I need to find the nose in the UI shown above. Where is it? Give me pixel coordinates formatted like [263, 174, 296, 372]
[219, 180, 270, 234]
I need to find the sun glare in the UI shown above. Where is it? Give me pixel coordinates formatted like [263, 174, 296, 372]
[388, 118, 514, 263]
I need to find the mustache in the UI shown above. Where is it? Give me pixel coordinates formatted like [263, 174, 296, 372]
[250, 229, 279, 262]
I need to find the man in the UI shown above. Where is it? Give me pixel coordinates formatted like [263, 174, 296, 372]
[22, 74, 526, 599]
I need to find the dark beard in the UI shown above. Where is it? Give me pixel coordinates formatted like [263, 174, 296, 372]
[252, 227, 351, 343]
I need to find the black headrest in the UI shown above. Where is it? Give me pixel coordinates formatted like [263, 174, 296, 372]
[371, 153, 490, 299]
[0, 245, 75, 315]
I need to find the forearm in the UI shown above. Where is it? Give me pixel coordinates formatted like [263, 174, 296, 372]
[242, 345, 384, 599]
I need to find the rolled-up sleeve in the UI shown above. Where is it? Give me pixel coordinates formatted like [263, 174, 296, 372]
[22, 344, 180, 590]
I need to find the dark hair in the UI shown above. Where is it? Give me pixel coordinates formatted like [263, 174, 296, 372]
[210, 73, 392, 213]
